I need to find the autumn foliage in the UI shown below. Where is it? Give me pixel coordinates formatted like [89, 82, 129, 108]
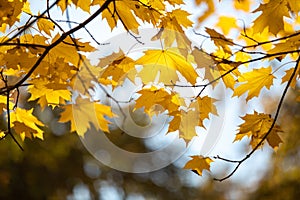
[0, 0, 299, 181]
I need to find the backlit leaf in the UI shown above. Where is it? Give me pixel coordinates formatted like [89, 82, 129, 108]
[183, 156, 213, 176]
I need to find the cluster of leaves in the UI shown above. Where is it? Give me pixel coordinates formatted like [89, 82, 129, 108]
[0, 0, 299, 181]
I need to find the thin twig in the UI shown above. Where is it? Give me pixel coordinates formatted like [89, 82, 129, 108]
[214, 54, 300, 182]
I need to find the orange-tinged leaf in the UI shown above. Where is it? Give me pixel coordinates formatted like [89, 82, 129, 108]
[235, 111, 283, 150]
[170, 9, 193, 29]
[287, 0, 300, 13]
[37, 17, 55, 36]
[233, 66, 275, 101]
[252, 0, 289, 35]
[136, 49, 198, 84]
[59, 97, 115, 136]
[183, 156, 213, 176]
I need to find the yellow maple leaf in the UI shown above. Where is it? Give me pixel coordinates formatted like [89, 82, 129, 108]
[183, 156, 213, 176]
[287, 0, 300, 13]
[96, 0, 139, 33]
[281, 67, 300, 89]
[49, 34, 95, 66]
[134, 86, 181, 117]
[216, 16, 238, 35]
[235, 111, 283, 150]
[28, 79, 71, 109]
[59, 97, 115, 136]
[37, 17, 55, 36]
[0, 95, 14, 113]
[0, 0, 27, 32]
[268, 34, 300, 56]
[136, 49, 198, 84]
[99, 50, 136, 85]
[178, 109, 199, 144]
[169, 97, 217, 144]
[239, 28, 273, 51]
[233, 66, 275, 101]
[252, 0, 289, 35]
[10, 108, 44, 141]
[196, 96, 218, 128]
[218, 62, 241, 89]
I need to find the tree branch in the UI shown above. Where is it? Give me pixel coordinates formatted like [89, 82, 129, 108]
[213, 54, 300, 182]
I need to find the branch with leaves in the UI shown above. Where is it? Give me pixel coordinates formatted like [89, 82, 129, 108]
[0, 0, 299, 181]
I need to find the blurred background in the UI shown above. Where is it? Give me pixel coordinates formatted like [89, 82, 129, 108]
[0, 90, 299, 200]
[1, 1, 300, 199]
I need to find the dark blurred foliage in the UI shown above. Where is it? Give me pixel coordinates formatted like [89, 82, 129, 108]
[0, 99, 231, 200]
[0, 91, 299, 200]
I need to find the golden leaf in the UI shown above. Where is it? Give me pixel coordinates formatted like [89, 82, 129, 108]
[216, 16, 238, 35]
[59, 97, 115, 136]
[37, 17, 55, 36]
[252, 0, 289, 35]
[136, 49, 198, 84]
[235, 111, 283, 150]
[183, 156, 213, 176]
[10, 108, 44, 141]
[233, 66, 275, 101]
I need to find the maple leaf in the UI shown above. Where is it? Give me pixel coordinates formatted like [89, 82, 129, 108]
[99, 50, 136, 85]
[0, 0, 28, 32]
[134, 86, 181, 117]
[169, 97, 217, 144]
[94, 0, 139, 33]
[233, 66, 275, 101]
[136, 49, 198, 84]
[10, 108, 44, 141]
[281, 67, 300, 89]
[216, 16, 238, 35]
[49, 34, 95, 66]
[59, 97, 115, 136]
[37, 17, 55, 36]
[218, 62, 241, 89]
[288, 0, 300, 13]
[178, 109, 199, 144]
[183, 156, 213, 176]
[268, 34, 300, 57]
[196, 96, 218, 128]
[235, 111, 283, 150]
[206, 28, 233, 54]
[252, 0, 289, 35]
[28, 79, 72, 109]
